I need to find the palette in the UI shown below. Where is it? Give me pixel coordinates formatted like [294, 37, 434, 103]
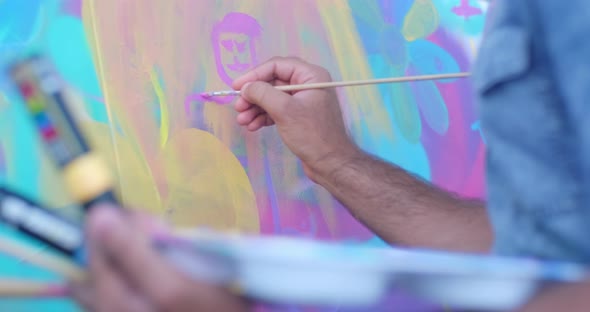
[156, 230, 589, 310]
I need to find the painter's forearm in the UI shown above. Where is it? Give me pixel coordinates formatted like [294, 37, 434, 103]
[314, 152, 492, 253]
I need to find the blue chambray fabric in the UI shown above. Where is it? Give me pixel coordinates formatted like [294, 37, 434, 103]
[474, 0, 590, 264]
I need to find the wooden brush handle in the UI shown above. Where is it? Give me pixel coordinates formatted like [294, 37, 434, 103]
[204, 72, 470, 97]
[275, 72, 471, 92]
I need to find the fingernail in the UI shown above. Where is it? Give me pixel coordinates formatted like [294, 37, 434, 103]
[242, 82, 252, 93]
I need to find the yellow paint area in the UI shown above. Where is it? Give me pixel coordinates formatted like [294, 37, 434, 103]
[402, 0, 440, 41]
[81, 121, 259, 232]
[158, 129, 259, 232]
[149, 68, 170, 149]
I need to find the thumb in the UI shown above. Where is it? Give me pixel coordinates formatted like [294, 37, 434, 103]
[241, 81, 292, 121]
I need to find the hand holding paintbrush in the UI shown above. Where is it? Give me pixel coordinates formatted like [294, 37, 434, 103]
[201, 72, 470, 98]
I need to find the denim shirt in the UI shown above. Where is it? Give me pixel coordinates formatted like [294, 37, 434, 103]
[473, 0, 590, 264]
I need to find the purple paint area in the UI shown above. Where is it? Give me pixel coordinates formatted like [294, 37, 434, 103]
[263, 153, 282, 233]
[184, 93, 234, 115]
[61, 0, 82, 18]
[381, 0, 395, 24]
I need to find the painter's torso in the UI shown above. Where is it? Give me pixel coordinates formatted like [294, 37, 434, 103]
[474, 0, 590, 263]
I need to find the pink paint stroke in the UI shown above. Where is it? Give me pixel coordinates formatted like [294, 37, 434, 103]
[452, 0, 482, 20]
[211, 12, 262, 87]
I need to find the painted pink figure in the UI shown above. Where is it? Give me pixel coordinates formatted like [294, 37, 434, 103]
[185, 12, 262, 109]
[212, 12, 262, 86]
[205, 12, 262, 105]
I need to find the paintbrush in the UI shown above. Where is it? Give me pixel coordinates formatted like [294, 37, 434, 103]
[0, 235, 86, 282]
[0, 279, 69, 298]
[201, 72, 470, 97]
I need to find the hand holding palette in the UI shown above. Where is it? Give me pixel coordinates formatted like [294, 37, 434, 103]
[156, 229, 589, 310]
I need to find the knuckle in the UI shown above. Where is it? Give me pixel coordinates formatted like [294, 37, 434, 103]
[315, 67, 332, 82]
[269, 56, 283, 63]
[248, 81, 263, 96]
[244, 81, 266, 104]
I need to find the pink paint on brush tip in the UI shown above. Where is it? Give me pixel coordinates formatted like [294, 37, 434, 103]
[41, 284, 71, 297]
[184, 92, 234, 114]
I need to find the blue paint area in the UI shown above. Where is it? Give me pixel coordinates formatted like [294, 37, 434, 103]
[349, 0, 412, 30]
[378, 27, 409, 72]
[471, 120, 487, 144]
[33, 112, 53, 129]
[263, 153, 282, 233]
[409, 78, 449, 135]
[351, 9, 409, 73]
[407, 39, 461, 81]
[0, 0, 45, 50]
[379, 0, 413, 26]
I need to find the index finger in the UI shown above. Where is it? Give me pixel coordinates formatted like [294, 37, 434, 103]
[232, 56, 308, 90]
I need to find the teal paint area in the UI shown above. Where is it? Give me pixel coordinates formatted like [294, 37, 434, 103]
[45, 13, 108, 124]
[0, 226, 81, 311]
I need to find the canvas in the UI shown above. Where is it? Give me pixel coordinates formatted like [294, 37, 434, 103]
[0, 0, 488, 311]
